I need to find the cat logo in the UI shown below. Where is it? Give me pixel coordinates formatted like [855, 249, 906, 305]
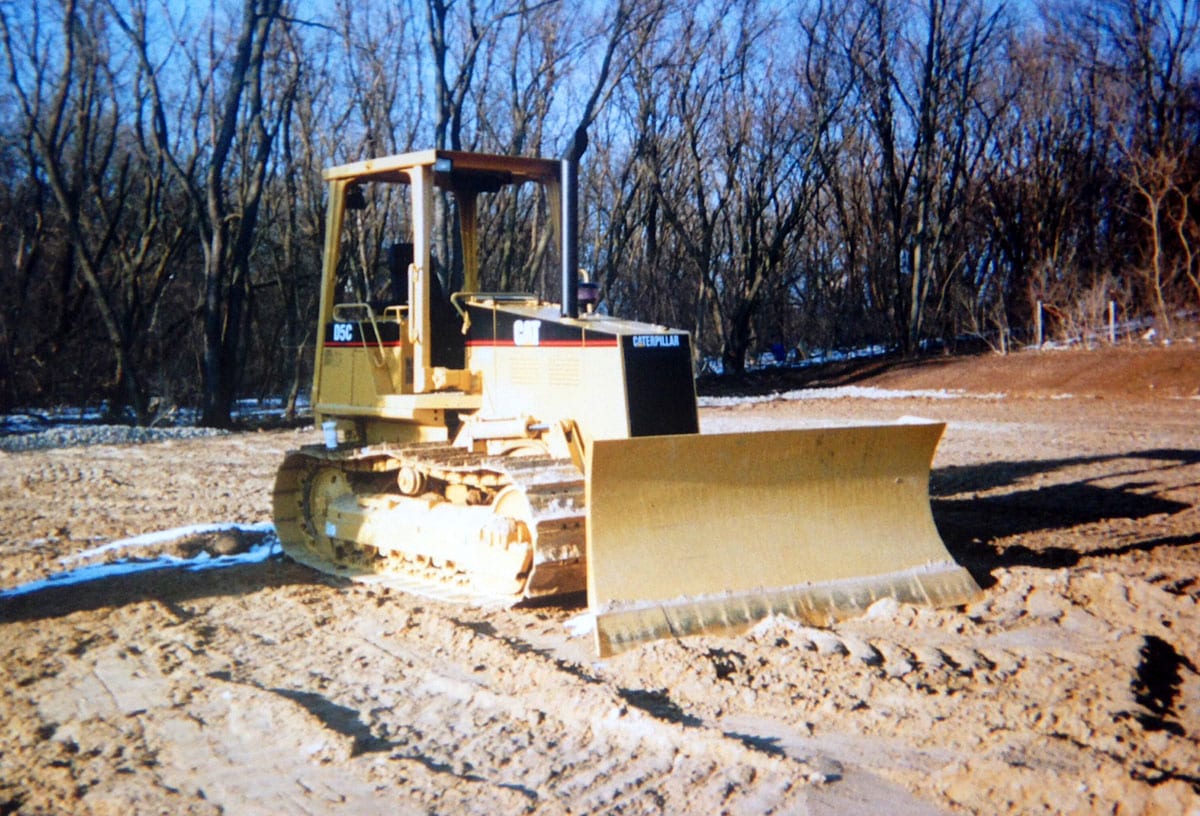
[513, 319, 541, 347]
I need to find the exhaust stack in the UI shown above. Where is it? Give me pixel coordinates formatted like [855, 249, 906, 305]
[561, 159, 579, 319]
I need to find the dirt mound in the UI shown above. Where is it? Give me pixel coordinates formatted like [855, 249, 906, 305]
[702, 339, 1200, 401]
[868, 342, 1200, 400]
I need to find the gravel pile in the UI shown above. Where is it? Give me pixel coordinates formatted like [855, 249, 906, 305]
[0, 424, 227, 453]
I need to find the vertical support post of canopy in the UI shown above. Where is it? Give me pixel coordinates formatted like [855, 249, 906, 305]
[459, 190, 479, 292]
[408, 164, 434, 393]
[312, 178, 349, 418]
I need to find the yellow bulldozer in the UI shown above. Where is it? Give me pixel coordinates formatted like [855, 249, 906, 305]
[272, 150, 981, 656]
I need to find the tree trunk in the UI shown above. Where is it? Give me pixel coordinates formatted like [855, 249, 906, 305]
[198, 0, 283, 428]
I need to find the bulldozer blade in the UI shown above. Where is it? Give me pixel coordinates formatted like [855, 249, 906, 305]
[585, 422, 982, 657]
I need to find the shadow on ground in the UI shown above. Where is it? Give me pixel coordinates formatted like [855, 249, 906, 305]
[0, 558, 333, 623]
[932, 448, 1200, 587]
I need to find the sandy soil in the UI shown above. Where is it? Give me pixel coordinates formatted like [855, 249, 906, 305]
[1, 343, 1198, 815]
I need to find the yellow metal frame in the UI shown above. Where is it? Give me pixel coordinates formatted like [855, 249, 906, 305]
[313, 150, 560, 432]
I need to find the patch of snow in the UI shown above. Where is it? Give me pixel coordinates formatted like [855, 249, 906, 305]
[62, 521, 274, 563]
[1, 396, 311, 451]
[699, 416, 866, 433]
[0, 523, 280, 600]
[864, 597, 901, 620]
[564, 611, 596, 638]
[701, 345, 899, 376]
[748, 613, 809, 638]
[1037, 340, 1081, 351]
[0, 423, 227, 452]
[698, 385, 1005, 409]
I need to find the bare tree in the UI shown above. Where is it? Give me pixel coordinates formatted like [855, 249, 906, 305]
[842, 0, 1008, 352]
[1, 0, 193, 420]
[330, 0, 422, 158]
[0, 146, 59, 408]
[1123, 144, 1200, 331]
[1087, 0, 1200, 332]
[645, 1, 848, 371]
[113, 0, 292, 426]
[267, 19, 337, 418]
[4, 0, 1200, 416]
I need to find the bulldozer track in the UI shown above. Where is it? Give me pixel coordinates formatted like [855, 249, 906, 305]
[272, 442, 586, 605]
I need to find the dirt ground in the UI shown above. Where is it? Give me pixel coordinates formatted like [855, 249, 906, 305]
[1, 342, 1198, 815]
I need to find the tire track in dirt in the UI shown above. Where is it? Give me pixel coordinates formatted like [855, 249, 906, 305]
[201, 584, 823, 814]
[4, 570, 822, 814]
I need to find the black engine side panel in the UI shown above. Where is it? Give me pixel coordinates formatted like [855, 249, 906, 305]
[622, 334, 699, 437]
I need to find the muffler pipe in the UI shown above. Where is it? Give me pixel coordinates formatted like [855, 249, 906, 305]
[561, 158, 579, 319]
